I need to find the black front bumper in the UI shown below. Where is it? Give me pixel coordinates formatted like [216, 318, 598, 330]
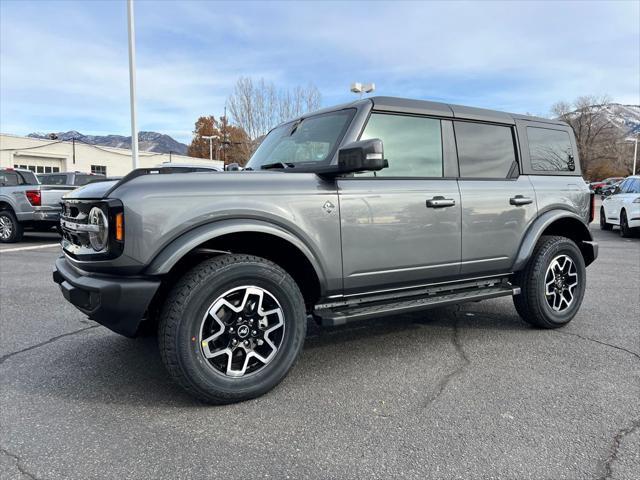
[53, 257, 160, 337]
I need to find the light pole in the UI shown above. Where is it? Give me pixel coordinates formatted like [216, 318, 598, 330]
[127, 0, 139, 169]
[633, 135, 638, 175]
[350, 82, 375, 99]
[202, 136, 215, 161]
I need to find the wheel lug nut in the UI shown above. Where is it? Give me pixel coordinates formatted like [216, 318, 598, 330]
[229, 327, 234, 333]
[231, 339, 238, 346]
[252, 330, 257, 336]
[243, 340, 249, 346]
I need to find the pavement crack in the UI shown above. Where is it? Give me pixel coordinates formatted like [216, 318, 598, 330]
[0, 447, 41, 480]
[598, 418, 640, 480]
[423, 314, 471, 408]
[554, 330, 640, 361]
[0, 325, 100, 366]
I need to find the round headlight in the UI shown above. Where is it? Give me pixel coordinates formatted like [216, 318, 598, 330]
[88, 207, 109, 251]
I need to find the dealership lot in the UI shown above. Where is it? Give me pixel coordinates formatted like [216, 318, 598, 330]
[1, 223, 639, 479]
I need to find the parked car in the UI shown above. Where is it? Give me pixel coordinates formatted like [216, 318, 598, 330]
[0, 167, 73, 242]
[600, 175, 640, 237]
[600, 180, 622, 199]
[589, 176, 624, 194]
[53, 96, 597, 404]
[38, 171, 105, 187]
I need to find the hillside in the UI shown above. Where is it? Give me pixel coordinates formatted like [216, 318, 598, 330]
[27, 130, 188, 155]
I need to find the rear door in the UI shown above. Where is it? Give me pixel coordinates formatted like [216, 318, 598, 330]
[455, 121, 537, 275]
[338, 112, 462, 293]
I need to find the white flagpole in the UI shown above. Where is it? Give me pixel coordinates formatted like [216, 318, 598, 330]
[127, 0, 139, 169]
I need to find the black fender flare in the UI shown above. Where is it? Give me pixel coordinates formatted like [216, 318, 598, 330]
[144, 218, 328, 291]
[513, 210, 597, 271]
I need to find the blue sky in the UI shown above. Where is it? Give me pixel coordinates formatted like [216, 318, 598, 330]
[1, 0, 638, 144]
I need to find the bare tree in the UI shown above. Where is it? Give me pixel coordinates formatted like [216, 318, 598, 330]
[227, 77, 322, 151]
[551, 95, 634, 179]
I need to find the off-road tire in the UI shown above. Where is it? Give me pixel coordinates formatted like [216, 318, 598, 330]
[158, 254, 306, 404]
[619, 210, 632, 238]
[0, 210, 23, 243]
[599, 207, 612, 231]
[513, 235, 586, 329]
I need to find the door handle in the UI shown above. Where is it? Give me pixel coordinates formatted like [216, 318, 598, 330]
[509, 195, 533, 206]
[426, 196, 456, 208]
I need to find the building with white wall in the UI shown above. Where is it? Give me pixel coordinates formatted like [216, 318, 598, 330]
[0, 133, 223, 176]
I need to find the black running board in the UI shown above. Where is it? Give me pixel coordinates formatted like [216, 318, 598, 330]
[314, 284, 520, 327]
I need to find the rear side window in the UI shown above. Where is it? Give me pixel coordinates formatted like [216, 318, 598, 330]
[359, 113, 443, 177]
[527, 127, 574, 172]
[454, 122, 516, 178]
[17, 170, 39, 185]
[40, 174, 67, 185]
[0, 171, 19, 186]
[622, 178, 640, 193]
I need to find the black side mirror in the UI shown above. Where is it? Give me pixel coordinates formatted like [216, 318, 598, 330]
[567, 154, 575, 171]
[338, 139, 386, 173]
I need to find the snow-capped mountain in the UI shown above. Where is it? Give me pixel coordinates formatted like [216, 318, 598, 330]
[27, 131, 188, 155]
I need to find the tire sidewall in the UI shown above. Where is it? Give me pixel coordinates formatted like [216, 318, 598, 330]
[534, 240, 586, 326]
[173, 261, 305, 399]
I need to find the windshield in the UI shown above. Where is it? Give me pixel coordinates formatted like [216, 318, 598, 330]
[245, 109, 355, 170]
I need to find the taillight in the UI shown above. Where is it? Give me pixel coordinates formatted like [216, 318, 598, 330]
[25, 190, 41, 206]
[589, 192, 595, 223]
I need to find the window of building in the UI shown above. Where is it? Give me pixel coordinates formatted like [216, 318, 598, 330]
[359, 113, 443, 177]
[91, 165, 107, 176]
[527, 127, 574, 172]
[454, 122, 517, 178]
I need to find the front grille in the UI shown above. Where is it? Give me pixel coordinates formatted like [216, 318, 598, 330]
[61, 200, 95, 253]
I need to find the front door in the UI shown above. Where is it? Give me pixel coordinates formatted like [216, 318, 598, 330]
[338, 112, 462, 293]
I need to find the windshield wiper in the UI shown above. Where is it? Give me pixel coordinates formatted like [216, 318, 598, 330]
[261, 162, 295, 170]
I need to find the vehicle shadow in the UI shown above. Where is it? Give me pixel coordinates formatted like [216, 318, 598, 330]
[15, 305, 529, 408]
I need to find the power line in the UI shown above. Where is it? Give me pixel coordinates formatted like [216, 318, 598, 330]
[0, 139, 65, 151]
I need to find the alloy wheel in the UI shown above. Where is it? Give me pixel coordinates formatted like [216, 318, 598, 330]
[0, 215, 13, 240]
[544, 254, 578, 312]
[199, 285, 285, 377]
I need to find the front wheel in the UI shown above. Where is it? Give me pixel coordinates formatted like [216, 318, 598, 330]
[513, 236, 586, 329]
[158, 254, 306, 404]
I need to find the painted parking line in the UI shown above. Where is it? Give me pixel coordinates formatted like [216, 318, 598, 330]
[0, 244, 60, 253]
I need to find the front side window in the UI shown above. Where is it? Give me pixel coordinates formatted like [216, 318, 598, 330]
[527, 127, 574, 172]
[455, 122, 516, 178]
[245, 110, 355, 170]
[359, 113, 443, 177]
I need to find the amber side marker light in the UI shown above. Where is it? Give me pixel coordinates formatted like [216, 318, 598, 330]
[115, 213, 124, 241]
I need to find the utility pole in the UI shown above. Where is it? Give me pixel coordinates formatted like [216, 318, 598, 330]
[72, 137, 76, 164]
[633, 135, 638, 175]
[127, 0, 139, 169]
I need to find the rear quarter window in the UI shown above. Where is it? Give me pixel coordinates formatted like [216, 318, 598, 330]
[527, 127, 575, 172]
[0, 171, 19, 186]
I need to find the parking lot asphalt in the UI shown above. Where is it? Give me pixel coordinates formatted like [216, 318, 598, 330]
[1, 221, 639, 479]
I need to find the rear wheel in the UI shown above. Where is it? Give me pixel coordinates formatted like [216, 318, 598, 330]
[0, 210, 23, 243]
[513, 235, 586, 329]
[158, 254, 306, 404]
[619, 210, 632, 238]
[599, 207, 612, 231]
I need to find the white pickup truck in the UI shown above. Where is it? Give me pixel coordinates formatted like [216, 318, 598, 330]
[0, 167, 73, 243]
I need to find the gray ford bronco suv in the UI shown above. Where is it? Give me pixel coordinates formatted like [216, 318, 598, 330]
[54, 97, 597, 404]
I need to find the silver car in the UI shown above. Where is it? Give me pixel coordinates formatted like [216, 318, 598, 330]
[53, 97, 598, 403]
